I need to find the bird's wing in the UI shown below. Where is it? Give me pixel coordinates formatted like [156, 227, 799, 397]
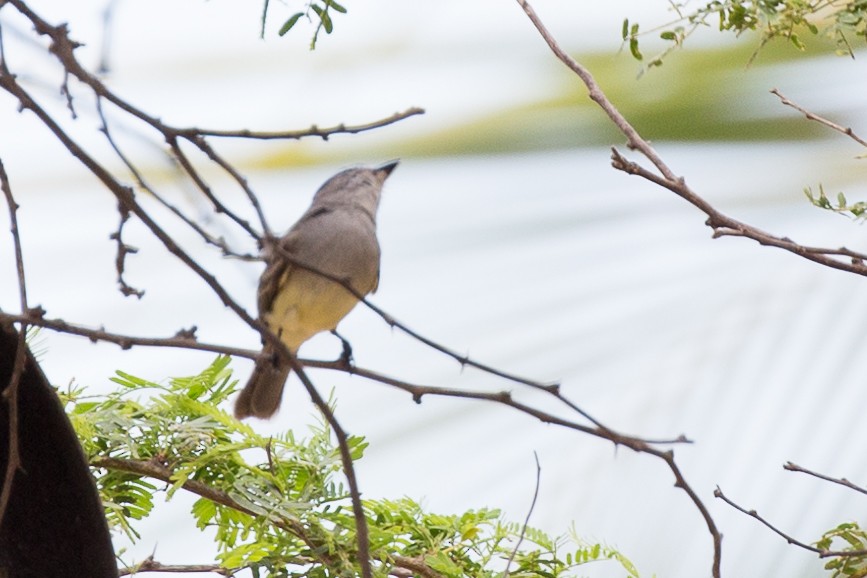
[371, 267, 380, 293]
[258, 207, 335, 315]
[257, 231, 300, 316]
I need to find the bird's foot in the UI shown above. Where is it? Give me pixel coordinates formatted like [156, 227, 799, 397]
[331, 330, 354, 368]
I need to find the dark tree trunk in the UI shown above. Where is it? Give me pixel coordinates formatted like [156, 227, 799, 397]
[0, 322, 116, 577]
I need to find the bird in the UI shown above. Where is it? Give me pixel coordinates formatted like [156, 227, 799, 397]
[234, 161, 398, 419]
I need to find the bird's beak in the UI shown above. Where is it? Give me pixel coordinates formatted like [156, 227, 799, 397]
[375, 160, 400, 180]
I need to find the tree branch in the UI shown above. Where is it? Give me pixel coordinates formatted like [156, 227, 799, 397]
[177, 107, 426, 140]
[784, 461, 867, 496]
[714, 486, 867, 558]
[95, 97, 255, 262]
[771, 88, 867, 148]
[516, 0, 867, 289]
[92, 456, 443, 578]
[503, 452, 542, 578]
[289, 361, 373, 578]
[515, 3, 725, 575]
[119, 557, 234, 576]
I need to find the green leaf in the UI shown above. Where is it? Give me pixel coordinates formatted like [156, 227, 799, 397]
[425, 552, 462, 575]
[278, 12, 304, 36]
[312, 4, 334, 34]
[629, 37, 643, 60]
[622, 18, 629, 41]
[111, 370, 157, 389]
[789, 34, 806, 50]
[325, 0, 347, 14]
[192, 497, 217, 529]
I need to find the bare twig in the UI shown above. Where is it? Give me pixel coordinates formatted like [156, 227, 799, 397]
[785, 461, 867, 497]
[0, 19, 6, 65]
[609, 148, 867, 276]
[290, 361, 373, 578]
[95, 97, 254, 261]
[516, 0, 676, 180]
[503, 452, 542, 578]
[714, 486, 867, 558]
[164, 135, 263, 240]
[265, 238, 562, 388]
[178, 107, 426, 141]
[771, 89, 867, 149]
[109, 199, 144, 298]
[0, 310, 253, 357]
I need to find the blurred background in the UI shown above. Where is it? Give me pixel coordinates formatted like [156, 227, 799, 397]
[1, 1, 867, 576]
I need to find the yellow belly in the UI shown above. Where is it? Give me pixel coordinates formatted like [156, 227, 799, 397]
[264, 269, 371, 351]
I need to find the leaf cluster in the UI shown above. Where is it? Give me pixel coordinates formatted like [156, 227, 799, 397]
[260, 0, 348, 49]
[817, 522, 867, 578]
[61, 357, 641, 577]
[624, 0, 867, 71]
[804, 184, 867, 219]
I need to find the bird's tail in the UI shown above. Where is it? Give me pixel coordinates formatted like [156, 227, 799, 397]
[234, 345, 291, 419]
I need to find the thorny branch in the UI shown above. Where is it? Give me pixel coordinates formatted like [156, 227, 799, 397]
[0, 308, 692, 451]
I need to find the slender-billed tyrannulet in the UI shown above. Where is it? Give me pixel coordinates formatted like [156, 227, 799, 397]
[234, 161, 398, 419]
